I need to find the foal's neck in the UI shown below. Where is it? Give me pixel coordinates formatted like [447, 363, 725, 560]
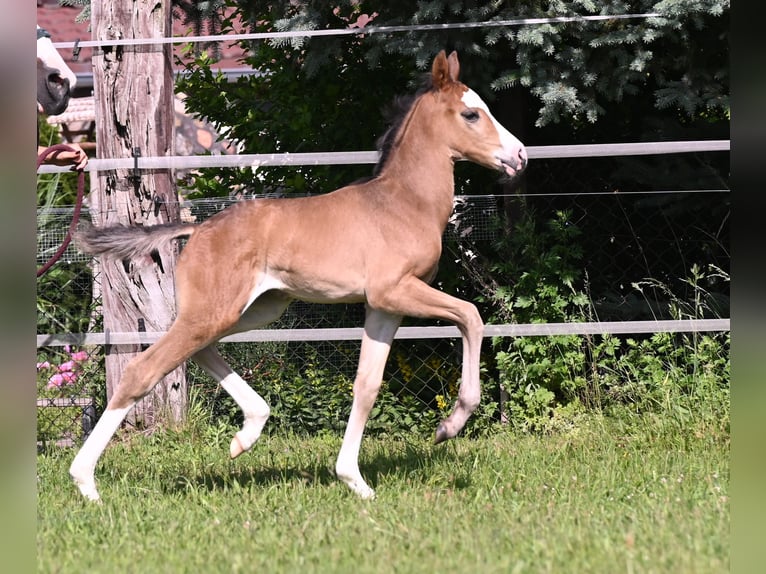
[377, 100, 457, 222]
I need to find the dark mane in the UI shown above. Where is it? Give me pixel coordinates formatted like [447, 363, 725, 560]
[373, 74, 434, 176]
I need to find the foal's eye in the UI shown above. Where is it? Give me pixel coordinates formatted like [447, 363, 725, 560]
[461, 109, 480, 123]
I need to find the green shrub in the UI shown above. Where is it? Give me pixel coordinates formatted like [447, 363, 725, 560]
[486, 207, 729, 433]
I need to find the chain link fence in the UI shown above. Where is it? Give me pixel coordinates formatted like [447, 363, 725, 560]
[36, 183, 730, 446]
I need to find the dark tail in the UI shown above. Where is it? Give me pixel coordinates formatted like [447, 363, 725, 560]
[73, 220, 196, 261]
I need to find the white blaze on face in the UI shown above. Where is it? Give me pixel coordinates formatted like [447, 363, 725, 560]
[36, 26, 78, 90]
[461, 88, 526, 176]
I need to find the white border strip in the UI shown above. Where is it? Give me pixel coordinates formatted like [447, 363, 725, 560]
[36, 141, 730, 174]
[51, 14, 661, 49]
[36, 319, 730, 348]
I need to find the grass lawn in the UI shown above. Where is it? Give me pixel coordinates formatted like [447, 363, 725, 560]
[37, 414, 728, 573]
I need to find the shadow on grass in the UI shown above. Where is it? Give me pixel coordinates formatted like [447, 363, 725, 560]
[364, 439, 474, 490]
[159, 439, 470, 496]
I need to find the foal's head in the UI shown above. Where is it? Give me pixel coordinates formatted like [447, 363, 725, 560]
[37, 26, 77, 116]
[395, 50, 528, 179]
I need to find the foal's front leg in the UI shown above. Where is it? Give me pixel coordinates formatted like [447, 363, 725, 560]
[372, 276, 484, 444]
[335, 308, 401, 499]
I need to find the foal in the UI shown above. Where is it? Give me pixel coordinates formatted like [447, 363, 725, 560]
[69, 50, 527, 501]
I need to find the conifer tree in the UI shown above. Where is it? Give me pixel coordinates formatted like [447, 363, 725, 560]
[61, 0, 227, 38]
[243, 0, 728, 127]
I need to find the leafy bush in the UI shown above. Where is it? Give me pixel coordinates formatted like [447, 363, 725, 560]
[174, 36, 411, 200]
[486, 206, 729, 433]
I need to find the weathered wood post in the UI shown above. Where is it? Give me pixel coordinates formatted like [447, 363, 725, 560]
[90, 0, 186, 428]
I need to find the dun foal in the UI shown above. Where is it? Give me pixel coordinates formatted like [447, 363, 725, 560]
[70, 50, 527, 501]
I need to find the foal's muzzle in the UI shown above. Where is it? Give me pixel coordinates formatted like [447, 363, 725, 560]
[500, 147, 528, 178]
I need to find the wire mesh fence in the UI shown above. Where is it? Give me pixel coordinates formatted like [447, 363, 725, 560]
[36, 188, 730, 446]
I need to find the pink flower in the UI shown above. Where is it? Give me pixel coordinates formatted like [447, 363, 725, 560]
[46, 374, 64, 388]
[46, 371, 78, 388]
[70, 351, 89, 362]
[57, 360, 76, 372]
[38, 348, 89, 390]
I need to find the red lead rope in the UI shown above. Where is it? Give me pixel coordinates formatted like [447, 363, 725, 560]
[36, 144, 87, 278]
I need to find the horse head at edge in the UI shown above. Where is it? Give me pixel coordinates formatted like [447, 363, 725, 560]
[37, 25, 77, 116]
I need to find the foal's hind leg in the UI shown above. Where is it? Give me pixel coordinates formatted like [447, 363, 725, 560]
[69, 321, 218, 501]
[194, 290, 291, 458]
[192, 346, 270, 458]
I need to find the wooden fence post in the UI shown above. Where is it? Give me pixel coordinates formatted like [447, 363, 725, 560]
[90, 0, 187, 428]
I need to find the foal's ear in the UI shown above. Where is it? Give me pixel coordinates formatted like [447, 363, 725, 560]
[447, 50, 460, 82]
[431, 50, 461, 89]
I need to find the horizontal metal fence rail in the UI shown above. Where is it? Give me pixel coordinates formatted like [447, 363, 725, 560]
[50, 13, 662, 50]
[36, 319, 730, 349]
[36, 140, 730, 174]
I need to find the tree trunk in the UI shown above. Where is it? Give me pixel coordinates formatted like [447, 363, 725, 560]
[91, 0, 186, 428]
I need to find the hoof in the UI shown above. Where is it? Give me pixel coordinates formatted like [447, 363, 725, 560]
[338, 476, 376, 500]
[230, 416, 268, 459]
[73, 478, 101, 502]
[70, 462, 101, 502]
[434, 422, 451, 445]
[230, 434, 246, 459]
[358, 486, 376, 500]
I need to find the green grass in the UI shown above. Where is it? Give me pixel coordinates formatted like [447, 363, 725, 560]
[37, 414, 728, 574]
